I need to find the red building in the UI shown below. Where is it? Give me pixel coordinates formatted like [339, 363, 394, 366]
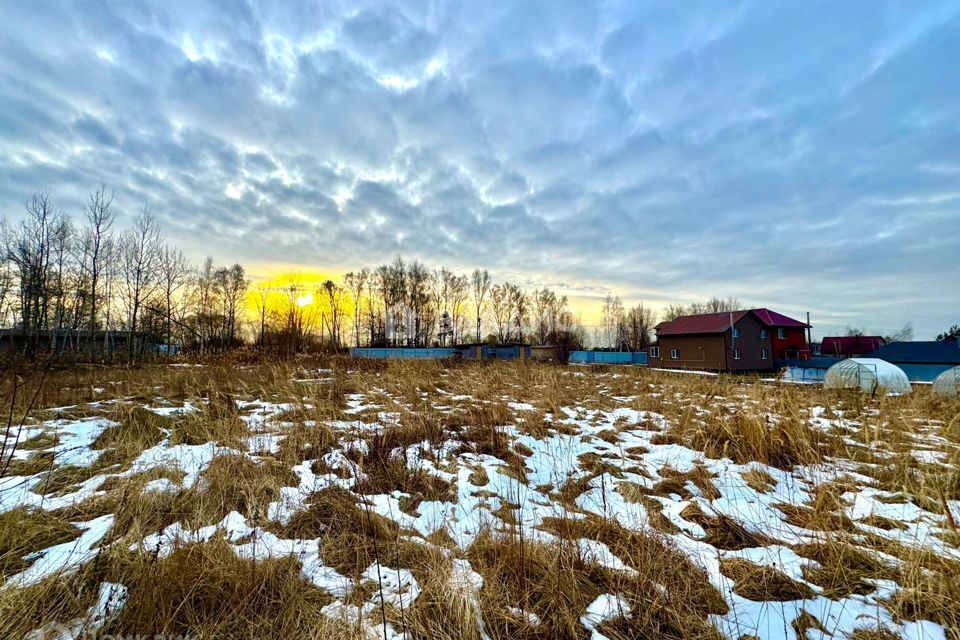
[819, 336, 885, 358]
[750, 308, 811, 360]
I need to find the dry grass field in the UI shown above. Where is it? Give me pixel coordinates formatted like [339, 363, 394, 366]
[1, 357, 959, 639]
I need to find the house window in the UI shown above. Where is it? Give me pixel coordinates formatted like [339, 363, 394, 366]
[777, 328, 785, 339]
[733, 327, 740, 338]
[761, 348, 769, 360]
[760, 329, 768, 339]
[649, 347, 660, 358]
[734, 349, 741, 360]
[670, 348, 679, 360]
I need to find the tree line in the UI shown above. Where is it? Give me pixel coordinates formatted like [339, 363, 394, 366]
[249, 257, 590, 353]
[0, 187, 597, 356]
[0, 185, 249, 358]
[4, 186, 776, 359]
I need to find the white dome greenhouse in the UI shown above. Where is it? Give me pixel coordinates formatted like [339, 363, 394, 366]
[823, 358, 912, 395]
[932, 366, 960, 397]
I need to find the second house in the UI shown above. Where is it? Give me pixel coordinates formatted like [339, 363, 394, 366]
[648, 308, 810, 372]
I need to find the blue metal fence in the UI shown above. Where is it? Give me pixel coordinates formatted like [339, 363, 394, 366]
[569, 351, 648, 365]
[350, 348, 456, 359]
[353, 346, 656, 365]
[456, 345, 531, 360]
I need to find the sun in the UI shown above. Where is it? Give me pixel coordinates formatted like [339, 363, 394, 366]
[296, 292, 314, 308]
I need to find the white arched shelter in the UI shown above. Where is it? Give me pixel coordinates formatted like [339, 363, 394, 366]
[932, 366, 960, 397]
[824, 358, 912, 395]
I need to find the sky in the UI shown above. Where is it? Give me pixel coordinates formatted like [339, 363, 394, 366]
[0, 1, 958, 339]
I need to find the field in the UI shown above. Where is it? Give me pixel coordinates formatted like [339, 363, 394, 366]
[1, 358, 959, 640]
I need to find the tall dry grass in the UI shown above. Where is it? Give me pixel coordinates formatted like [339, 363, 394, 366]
[0, 357, 957, 637]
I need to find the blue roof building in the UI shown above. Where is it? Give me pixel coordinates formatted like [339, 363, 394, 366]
[865, 340, 960, 382]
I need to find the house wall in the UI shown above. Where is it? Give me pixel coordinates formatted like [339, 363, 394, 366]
[652, 334, 728, 370]
[727, 313, 774, 371]
[772, 327, 808, 359]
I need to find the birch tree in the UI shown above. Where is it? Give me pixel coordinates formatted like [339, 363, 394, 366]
[509, 284, 529, 342]
[119, 206, 162, 359]
[489, 283, 512, 343]
[343, 269, 369, 348]
[158, 246, 188, 353]
[471, 268, 491, 342]
[83, 183, 115, 337]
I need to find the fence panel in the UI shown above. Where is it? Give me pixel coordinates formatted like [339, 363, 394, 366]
[350, 348, 456, 359]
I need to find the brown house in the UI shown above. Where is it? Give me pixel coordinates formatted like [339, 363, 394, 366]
[648, 308, 809, 372]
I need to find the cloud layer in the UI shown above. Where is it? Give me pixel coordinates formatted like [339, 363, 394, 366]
[1, 1, 958, 337]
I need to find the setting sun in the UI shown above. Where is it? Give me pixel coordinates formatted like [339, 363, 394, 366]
[296, 292, 313, 308]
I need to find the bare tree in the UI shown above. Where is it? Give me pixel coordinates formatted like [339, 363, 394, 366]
[373, 265, 392, 346]
[662, 297, 742, 322]
[158, 246, 188, 354]
[471, 268, 491, 342]
[99, 234, 121, 350]
[449, 273, 469, 344]
[704, 296, 742, 314]
[489, 283, 512, 343]
[251, 285, 272, 349]
[509, 284, 529, 343]
[343, 269, 369, 348]
[321, 279, 345, 349]
[600, 294, 625, 349]
[378, 258, 407, 346]
[0, 245, 13, 327]
[406, 261, 431, 346]
[216, 264, 249, 346]
[276, 278, 319, 353]
[661, 303, 688, 322]
[119, 206, 162, 360]
[4, 191, 74, 355]
[532, 287, 554, 345]
[194, 257, 216, 352]
[82, 183, 115, 340]
[884, 322, 913, 343]
[48, 216, 75, 333]
[366, 270, 382, 346]
[624, 302, 656, 350]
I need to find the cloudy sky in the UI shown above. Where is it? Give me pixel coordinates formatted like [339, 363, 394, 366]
[1, 1, 958, 338]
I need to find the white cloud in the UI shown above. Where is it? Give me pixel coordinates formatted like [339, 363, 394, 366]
[0, 0, 958, 337]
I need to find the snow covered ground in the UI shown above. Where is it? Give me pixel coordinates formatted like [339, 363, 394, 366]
[1, 365, 957, 639]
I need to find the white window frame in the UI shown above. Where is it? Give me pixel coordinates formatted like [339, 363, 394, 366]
[777, 328, 785, 339]
[649, 346, 660, 358]
[670, 348, 680, 360]
[761, 348, 769, 360]
[733, 327, 740, 338]
[733, 348, 742, 360]
[760, 329, 768, 339]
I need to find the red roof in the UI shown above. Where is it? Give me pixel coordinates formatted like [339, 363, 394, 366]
[657, 310, 750, 336]
[656, 308, 808, 336]
[820, 336, 885, 356]
[750, 308, 809, 328]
